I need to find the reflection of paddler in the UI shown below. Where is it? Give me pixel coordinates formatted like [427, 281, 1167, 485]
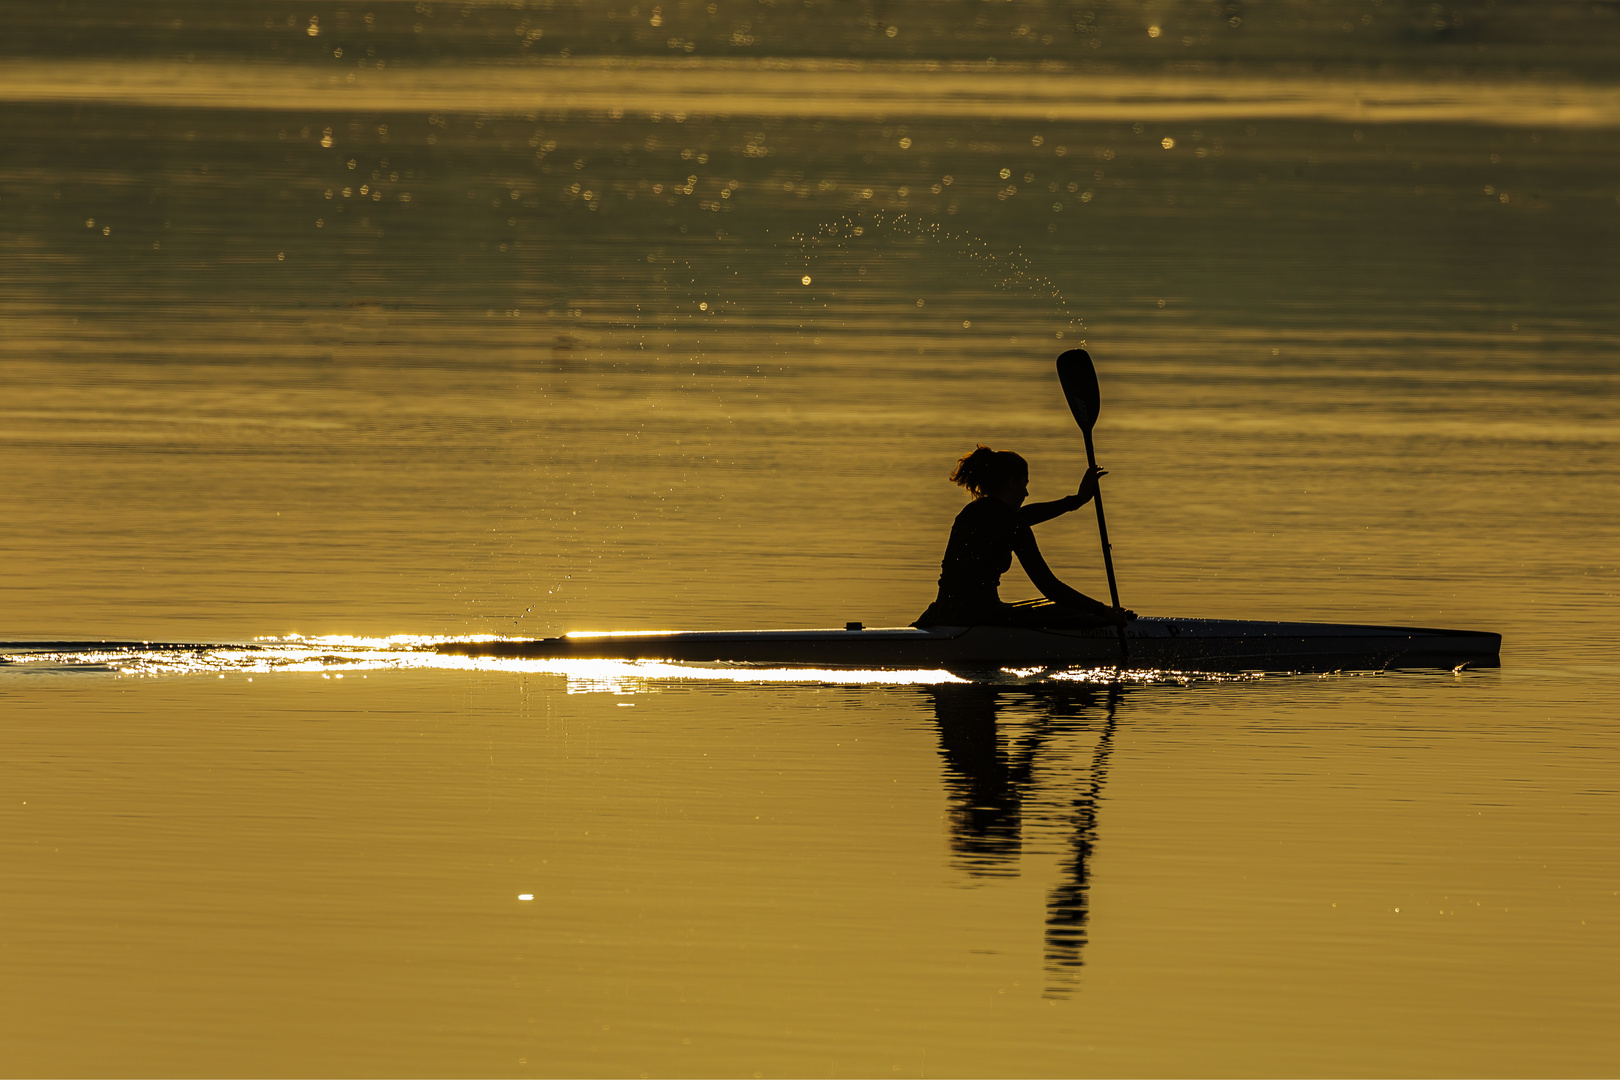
[927, 684, 1040, 876]
[914, 445, 1136, 629]
[924, 682, 1120, 991]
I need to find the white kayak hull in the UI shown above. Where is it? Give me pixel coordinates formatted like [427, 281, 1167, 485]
[437, 617, 1501, 671]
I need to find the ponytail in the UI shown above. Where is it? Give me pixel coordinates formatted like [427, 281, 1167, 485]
[950, 445, 1027, 499]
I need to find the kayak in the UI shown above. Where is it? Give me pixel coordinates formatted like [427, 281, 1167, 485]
[436, 617, 1501, 671]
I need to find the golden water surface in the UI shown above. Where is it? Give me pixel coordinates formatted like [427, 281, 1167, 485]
[2, 2, 1618, 1075]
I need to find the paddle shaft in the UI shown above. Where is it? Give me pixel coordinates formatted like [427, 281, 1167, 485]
[1077, 416, 1127, 659]
[1080, 424, 1122, 612]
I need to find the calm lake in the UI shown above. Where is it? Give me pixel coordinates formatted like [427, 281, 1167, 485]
[2, 2, 1618, 1075]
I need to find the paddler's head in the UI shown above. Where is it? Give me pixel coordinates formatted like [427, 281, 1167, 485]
[950, 445, 1028, 509]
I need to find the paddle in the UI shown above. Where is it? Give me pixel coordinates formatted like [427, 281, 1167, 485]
[1055, 348, 1127, 658]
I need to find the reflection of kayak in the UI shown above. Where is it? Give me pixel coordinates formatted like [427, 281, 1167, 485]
[436, 618, 1501, 671]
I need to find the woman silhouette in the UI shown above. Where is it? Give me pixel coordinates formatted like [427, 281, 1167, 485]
[914, 445, 1135, 629]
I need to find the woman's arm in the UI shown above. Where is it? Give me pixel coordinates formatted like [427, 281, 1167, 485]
[1012, 530, 1115, 618]
[1017, 466, 1106, 527]
[1019, 492, 1084, 527]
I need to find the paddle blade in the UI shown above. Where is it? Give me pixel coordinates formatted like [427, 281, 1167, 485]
[1056, 349, 1101, 431]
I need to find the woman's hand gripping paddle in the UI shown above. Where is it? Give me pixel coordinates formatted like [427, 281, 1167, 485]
[1056, 348, 1128, 659]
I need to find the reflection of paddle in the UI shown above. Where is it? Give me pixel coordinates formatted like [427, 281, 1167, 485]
[1056, 349, 1127, 659]
[1044, 684, 1121, 993]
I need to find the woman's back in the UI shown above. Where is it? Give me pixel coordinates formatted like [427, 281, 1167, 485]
[935, 497, 1022, 610]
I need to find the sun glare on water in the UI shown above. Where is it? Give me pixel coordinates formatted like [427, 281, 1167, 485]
[0, 634, 1274, 692]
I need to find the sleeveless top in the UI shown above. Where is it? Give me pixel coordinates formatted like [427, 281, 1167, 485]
[934, 497, 1027, 612]
[926, 492, 1092, 618]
